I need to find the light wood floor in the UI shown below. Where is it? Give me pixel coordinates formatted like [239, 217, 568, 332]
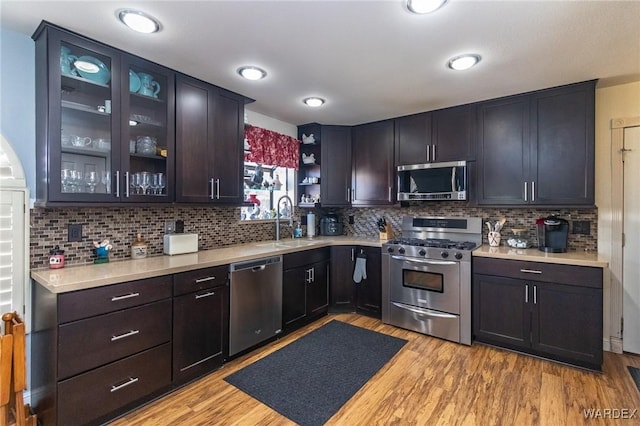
[110, 314, 640, 425]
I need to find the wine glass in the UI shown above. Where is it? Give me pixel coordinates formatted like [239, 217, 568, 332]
[101, 171, 111, 194]
[139, 171, 151, 195]
[85, 171, 98, 193]
[130, 172, 139, 195]
[155, 172, 165, 195]
[61, 169, 72, 192]
[71, 169, 83, 192]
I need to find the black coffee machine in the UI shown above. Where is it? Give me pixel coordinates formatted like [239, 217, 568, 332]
[319, 212, 344, 236]
[536, 216, 569, 253]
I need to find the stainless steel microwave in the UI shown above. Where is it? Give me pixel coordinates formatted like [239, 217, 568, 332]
[397, 161, 467, 201]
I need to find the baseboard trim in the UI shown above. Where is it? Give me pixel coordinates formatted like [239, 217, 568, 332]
[609, 336, 623, 354]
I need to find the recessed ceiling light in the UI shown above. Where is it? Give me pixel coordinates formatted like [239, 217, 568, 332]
[407, 0, 448, 14]
[118, 9, 161, 34]
[303, 97, 325, 107]
[237, 66, 267, 81]
[447, 54, 481, 71]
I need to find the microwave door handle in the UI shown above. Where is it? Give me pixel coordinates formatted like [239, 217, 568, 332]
[451, 166, 456, 192]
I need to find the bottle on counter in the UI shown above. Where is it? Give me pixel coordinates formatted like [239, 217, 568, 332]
[131, 233, 148, 259]
[294, 222, 303, 238]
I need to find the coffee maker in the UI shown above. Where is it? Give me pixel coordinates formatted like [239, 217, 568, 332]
[319, 212, 344, 236]
[536, 216, 569, 253]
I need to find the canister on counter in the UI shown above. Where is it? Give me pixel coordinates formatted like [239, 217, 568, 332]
[131, 233, 148, 259]
[49, 245, 65, 269]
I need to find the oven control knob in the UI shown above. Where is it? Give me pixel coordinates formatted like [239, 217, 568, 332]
[398, 247, 406, 255]
[387, 247, 394, 253]
[454, 252, 463, 260]
[419, 249, 426, 256]
[440, 251, 449, 258]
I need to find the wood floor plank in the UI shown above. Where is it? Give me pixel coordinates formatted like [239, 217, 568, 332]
[109, 314, 640, 426]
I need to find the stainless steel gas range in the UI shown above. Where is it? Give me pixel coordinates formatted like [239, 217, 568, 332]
[381, 216, 482, 345]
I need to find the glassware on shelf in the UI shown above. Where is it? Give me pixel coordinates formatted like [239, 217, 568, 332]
[61, 169, 73, 193]
[85, 170, 98, 193]
[130, 172, 140, 195]
[101, 170, 111, 194]
[139, 171, 151, 194]
[136, 136, 157, 155]
[152, 172, 165, 195]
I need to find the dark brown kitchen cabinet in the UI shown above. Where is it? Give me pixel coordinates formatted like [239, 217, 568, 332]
[395, 112, 432, 166]
[283, 248, 330, 332]
[172, 266, 229, 384]
[351, 120, 395, 206]
[321, 125, 352, 206]
[175, 74, 247, 203]
[330, 246, 382, 318]
[31, 276, 173, 425]
[33, 22, 175, 205]
[477, 80, 595, 206]
[473, 257, 603, 370]
[297, 123, 322, 207]
[431, 104, 476, 162]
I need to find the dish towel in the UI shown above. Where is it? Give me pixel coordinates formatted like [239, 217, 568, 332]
[353, 252, 367, 283]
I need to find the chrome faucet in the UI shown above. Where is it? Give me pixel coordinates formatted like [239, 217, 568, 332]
[275, 195, 294, 240]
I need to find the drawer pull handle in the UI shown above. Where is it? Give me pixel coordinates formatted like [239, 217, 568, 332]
[110, 377, 139, 393]
[195, 291, 216, 299]
[111, 292, 140, 302]
[111, 329, 140, 342]
[519, 269, 542, 274]
[195, 276, 216, 283]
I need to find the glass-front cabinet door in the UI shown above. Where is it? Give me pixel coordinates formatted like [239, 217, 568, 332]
[120, 55, 175, 201]
[34, 23, 175, 204]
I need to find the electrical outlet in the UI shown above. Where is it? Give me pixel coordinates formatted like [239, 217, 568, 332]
[165, 220, 176, 234]
[572, 220, 591, 235]
[68, 224, 83, 242]
[348, 215, 355, 224]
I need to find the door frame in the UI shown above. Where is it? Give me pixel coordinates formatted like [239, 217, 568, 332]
[610, 116, 640, 353]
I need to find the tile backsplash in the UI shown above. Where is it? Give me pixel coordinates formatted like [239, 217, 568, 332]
[30, 202, 597, 269]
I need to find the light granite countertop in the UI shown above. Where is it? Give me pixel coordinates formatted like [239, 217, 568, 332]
[473, 245, 609, 268]
[31, 236, 383, 294]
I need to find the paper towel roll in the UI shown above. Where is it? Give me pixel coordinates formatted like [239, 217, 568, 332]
[307, 212, 315, 238]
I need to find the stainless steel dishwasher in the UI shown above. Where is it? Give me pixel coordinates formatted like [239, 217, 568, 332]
[229, 255, 283, 356]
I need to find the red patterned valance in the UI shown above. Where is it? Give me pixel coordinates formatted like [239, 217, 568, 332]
[244, 125, 300, 170]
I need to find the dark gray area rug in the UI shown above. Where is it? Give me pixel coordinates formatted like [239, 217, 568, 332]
[628, 366, 640, 392]
[224, 320, 407, 426]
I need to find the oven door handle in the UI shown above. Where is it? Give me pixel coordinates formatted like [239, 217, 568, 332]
[390, 256, 457, 266]
[391, 302, 458, 319]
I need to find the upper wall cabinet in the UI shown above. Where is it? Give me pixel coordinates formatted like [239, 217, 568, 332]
[320, 125, 352, 207]
[175, 74, 247, 204]
[351, 120, 395, 206]
[477, 81, 595, 206]
[33, 23, 175, 205]
[395, 105, 475, 166]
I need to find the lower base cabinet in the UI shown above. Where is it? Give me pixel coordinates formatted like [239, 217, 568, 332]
[172, 266, 229, 384]
[283, 248, 330, 333]
[330, 246, 382, 318]
[473, 257, 603, 370]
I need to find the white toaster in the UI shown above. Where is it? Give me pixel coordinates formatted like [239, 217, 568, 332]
[163, 233, 198, 255]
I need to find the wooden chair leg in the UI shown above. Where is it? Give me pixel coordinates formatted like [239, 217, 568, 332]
[1, 334, 14, 426]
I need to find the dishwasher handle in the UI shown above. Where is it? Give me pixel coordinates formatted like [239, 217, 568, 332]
[229, 255, 282, 272]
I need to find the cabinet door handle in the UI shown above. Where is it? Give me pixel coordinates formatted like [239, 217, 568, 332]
[524, 182, 528, 202]
[351, 248, 355, 261]
[520, 269, 542, 274]
[125, 171, 131, 198]
[525, 284, 529, 303]
[195, 276, 216, 283]
[115, 170, 120, 198]
[311, 267, 315, 283]
[432, 145, 436, 162]
[215, 178, 221, 200]
[426, 145, 430, 162]
[111, 329, 140, 342]
[111, 292, 140, 302]
[388, 186, 392, 202]
[209, 178, 215, 200]
[110, 377, 139, 393]
[346, 187, 350, 203]
[195, 291, 216, 299]
[533, 285, 537, 304]
[531, 181, 535, 202]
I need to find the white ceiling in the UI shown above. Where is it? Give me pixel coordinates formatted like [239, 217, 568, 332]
[2, 1, 639, 126]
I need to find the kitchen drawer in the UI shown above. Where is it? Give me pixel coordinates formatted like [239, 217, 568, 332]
[283, 247, 331, 270]
[58, 276, 173, 323]
[58, 300, 171, 379]
[473, 257, 602, 288]
[173, 265, 228, 297]
[57, 343, 171, 426]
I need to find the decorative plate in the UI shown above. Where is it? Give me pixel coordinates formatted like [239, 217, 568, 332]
[75, 56, 110, 84]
